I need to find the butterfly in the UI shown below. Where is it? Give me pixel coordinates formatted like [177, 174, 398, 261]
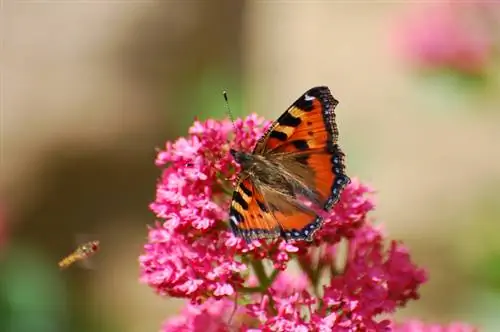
[228, 86, 350, 242]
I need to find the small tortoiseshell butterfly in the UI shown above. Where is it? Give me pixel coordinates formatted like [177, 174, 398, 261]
[229, 86, 350, 242]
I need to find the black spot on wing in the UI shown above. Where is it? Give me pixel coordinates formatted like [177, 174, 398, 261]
[305, 86, 332, 99]
[269, 130, 288, 141]
[279, 228, 290, 241]
[256, 199, 269, 213]
[278, 112, 301, 127]
[229, 207, 244, 234]
[230, 206, 244, 222]
[291, 139, 309, 151]
[240, 182, 252, 197]
[294, 95, 314, 112]
[295, 154, 309, 165]
[293, 86, 336, 112]
[233, 191, 249, 210]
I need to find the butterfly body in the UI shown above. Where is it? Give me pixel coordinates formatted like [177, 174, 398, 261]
[229, 86, 350, 243]
[230, 149, 324, 210]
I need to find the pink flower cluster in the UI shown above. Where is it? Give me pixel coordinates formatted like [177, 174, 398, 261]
[393, 2, 499, 75]
[241, 224, 427, 331]
[141, 115, 270, 301]
[139, 116, 476, 331]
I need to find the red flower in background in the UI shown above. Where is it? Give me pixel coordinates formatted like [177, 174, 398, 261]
[393, 2, 498, 76]
[139, 116, 475, 331]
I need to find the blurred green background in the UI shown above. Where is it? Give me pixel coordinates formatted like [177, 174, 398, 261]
[1, 1, 499, 332]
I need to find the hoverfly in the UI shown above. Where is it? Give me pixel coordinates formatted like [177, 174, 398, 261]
[58, 240, 100, 270]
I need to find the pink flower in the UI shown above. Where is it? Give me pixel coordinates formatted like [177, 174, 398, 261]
[393, 3, 495, 75]
[140, 225, 246, 300]
[140, 116, 370, 301]
[319, 224, 427, 330]
[242, 225, 426, 331]
[270, 272, 309, 296]
[315, 178, 375, 243]
[140, 115, 269, 301]
[161, 298, 237, 332]
[140, 116, 474, 331]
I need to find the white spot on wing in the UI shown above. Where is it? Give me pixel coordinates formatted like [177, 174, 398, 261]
[304, 94, 315, 101]
[230, 215, 239, 225]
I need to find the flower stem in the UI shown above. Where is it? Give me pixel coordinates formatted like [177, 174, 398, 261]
[239, 286, 262, 294]
[297, 255, 317, 286]
[250, 259, 278, 315]
[215, 180, 234, 196]
[297, 254, 324, 298]
[268, 268, 280, 285]
[251, 260, 271, 289]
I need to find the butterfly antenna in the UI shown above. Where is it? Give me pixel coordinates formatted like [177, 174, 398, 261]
[223, 90, 237, 132]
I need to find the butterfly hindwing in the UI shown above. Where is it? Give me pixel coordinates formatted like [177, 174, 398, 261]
[268, 150, 349, 241]
[229, 177, 280, 242]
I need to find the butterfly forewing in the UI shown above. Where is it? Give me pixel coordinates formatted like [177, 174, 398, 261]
[229, 86, 350, 242]
[254, 86, 339, 154]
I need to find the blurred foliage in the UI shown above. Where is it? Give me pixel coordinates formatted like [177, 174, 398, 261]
[473, 188, 500, 291]
[179, 63, 243, 127]
[0, 243, 66, 332]
[0, 247, 125, 332]
[0, 242, 120, 332]
[478, 253, 500, 292]
[413, 66, 500, 114]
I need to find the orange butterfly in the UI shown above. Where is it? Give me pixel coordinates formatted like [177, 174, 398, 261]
[229, 86, 350, 242]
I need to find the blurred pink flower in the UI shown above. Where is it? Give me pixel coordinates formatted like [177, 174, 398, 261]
[161, 297, 237, 332]
[269, 271, 309, 296]
[140, 116, 474, 331]
[394, 3, 495, 75]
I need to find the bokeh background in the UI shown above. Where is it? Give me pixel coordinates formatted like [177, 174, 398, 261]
[1, 1, 500, 331]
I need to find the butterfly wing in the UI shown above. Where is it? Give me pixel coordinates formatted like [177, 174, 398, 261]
[254, 86, 341, 154]
[253, 86, 350, 241]
[229, 176, 281, 242]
